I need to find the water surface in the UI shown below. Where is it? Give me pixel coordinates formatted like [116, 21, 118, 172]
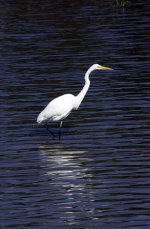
[0, 1, 150, 228]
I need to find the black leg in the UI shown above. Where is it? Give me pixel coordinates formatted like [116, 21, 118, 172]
[45, 125, 55, 138]
[59, 121, 63, 140]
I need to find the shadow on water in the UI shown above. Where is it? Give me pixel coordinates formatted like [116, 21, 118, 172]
[37, 140, 114, 226]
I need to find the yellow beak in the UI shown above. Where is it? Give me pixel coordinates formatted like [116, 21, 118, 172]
[99, 65, 113, 71]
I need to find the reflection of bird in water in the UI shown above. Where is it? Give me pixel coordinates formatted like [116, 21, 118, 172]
[37, 64, 113, 139]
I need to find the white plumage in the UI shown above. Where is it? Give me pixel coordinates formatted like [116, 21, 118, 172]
[37, 94, 75, 124]
[37, 64, 113, 139]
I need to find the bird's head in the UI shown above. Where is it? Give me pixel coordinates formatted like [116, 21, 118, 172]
[93, 64, 113, 71]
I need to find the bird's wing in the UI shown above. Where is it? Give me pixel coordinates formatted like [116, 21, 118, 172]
[44, 94, 75, 121]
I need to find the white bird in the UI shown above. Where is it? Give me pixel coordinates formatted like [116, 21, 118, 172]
[37, 64, 113, 139]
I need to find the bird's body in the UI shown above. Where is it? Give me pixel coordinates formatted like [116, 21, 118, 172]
[37, 64, 113, 139]
[37, 94, 75, 124]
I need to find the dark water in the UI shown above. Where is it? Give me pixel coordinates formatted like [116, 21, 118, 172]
[1, 1, 150, 228]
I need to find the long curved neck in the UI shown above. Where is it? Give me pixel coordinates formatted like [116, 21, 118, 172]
[74, 67, 94, 109]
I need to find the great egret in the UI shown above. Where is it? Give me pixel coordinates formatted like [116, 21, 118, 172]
[37, 64, 113, 139]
